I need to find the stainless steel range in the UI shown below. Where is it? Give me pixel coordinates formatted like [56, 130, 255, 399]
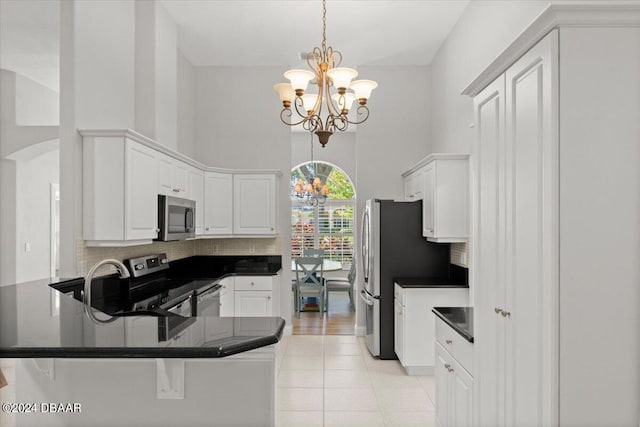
[123, 253, 222, 340]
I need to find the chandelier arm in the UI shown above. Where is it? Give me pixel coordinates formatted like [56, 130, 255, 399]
[342, 105, 370, 125]
[282, 107, 312, 127]
[328, 47, 342, 68]
[291, 96, 311, 121]
[325, 85, 343, 118]
[329, 115, 349, 132]
[308, 47, 323, 71]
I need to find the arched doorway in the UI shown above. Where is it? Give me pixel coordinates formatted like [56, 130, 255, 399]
[290, 161, 356, 335]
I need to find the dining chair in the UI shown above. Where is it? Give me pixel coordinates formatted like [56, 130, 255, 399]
[294, 257, 325, 318]
[303, 248, 325, 258]
[324, 261, 356, 311]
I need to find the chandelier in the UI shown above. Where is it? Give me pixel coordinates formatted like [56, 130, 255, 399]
[274, 0, 378, 147]
[292, 130, 329, 206]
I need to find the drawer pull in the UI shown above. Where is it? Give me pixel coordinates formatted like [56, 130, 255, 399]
[251, 282, 255, 286]
[444, 363, 454, 373]
[501, 310, 511, 318]
[445, 339, 452, 345]
[494, 307, 503, 315]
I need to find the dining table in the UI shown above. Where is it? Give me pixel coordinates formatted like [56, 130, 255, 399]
[291, 259, 343, 272]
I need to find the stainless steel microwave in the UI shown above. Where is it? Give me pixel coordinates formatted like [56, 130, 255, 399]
[156, 195, 196, 241]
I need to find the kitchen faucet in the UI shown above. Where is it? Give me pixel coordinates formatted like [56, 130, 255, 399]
[83, 259, 130, 324]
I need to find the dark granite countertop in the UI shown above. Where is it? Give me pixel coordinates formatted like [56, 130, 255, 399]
[432, 307, 474, 343]
[0, 256, 285, 358]
[394, 277, 469, 288]
[394, 264, 469, 288]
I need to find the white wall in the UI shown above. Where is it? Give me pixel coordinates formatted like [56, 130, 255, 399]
[154, 2, 177, 149]
[15, 148, 59, 283]
[134, 1, 178, 150]
[177, 50, 196, 158]
[195, 65, 293, 328]
[291, 131, 356, 187]
[354, 65, 432, 329]
[74, 0, 135, 129]
[13, 73, 59, 126]
[429, 1, 551, 154]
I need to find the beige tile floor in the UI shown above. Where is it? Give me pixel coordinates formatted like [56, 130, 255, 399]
[0, 359, 16, 427]
[275, 335, 436, 427]
[1, 337, 436, 427]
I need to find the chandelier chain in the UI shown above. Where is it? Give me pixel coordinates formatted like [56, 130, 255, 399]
[321, 0, 327, 56]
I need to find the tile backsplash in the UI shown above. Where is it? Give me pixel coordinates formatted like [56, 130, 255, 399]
[450, 242, 468, 268]
[76, 236, 282, 275]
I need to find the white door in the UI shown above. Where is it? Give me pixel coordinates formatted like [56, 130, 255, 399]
[503, 29, 558, 427]
[233, 174, 277, 234]
[125, 140, 158, 240]
[204, 172, 233, 235]
[473, 74, 506, 427]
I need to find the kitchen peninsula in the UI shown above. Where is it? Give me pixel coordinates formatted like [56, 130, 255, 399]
[0, 256, 284, 427]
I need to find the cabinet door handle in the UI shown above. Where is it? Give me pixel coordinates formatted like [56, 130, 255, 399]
[251, 282, 255, 286]
[270, 227, 274, 231]
[494, 307, 503, 315]
[173, 188, 180, 192]
[205, 227, 210, 231]
[501, 310, 511, 318]
[444, 363, 454, 373]
[267, 296, 271, 300]
[445, 339, 452, 345]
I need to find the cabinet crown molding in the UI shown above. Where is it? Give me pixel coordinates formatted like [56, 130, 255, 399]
[402, 153, 469, 177]
[78, 128, 282, 176]
[461, 4, 640, 97]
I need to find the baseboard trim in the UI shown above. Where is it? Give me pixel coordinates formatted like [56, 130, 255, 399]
[283, 325, 293, 336]
[403, 365, 434, 376]
[354, 325, 366, 336]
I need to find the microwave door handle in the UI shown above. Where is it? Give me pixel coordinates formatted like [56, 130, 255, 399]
[185, 209, 194, 231]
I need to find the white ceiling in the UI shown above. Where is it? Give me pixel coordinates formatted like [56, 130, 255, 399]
[0, 0, 469, 92]
[162, 0, 470, 67]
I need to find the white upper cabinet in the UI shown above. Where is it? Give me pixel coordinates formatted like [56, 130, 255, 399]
[233, 174, 277, 235]
[421, 154, 469, 243]
[80, 130, 281, 245]
[83, 136, 158, 246]
[203, 171, 234, 236]
[188, 167, 204, 236]
[158, 153, 188, 197]
[403, 167, 425, 201]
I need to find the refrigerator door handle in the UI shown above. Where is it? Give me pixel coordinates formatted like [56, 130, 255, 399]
[359, 290, 374, 306]
[362, 208, 370, 283]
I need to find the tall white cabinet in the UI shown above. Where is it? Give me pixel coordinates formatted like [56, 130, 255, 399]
[466, 7, 640, 427]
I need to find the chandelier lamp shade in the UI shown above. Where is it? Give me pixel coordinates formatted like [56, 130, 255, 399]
[274, 0, 378, 147]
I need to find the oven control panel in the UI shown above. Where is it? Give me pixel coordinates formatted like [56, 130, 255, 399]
[125, 253, 169, 278]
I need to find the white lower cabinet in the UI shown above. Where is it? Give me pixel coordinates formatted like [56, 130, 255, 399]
[219, 277, 235, 317]
[393, 284, 468, 375]
[435, 318, 473, 427]
[219, 275, 278, 317]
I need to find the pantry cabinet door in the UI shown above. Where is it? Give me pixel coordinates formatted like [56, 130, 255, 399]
[503, 29, 558, 427]
[472, 74, 506, 427]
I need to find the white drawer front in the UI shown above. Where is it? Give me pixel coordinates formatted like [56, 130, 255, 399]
[435, 316, 473, 374]
[234, 276, 272, 291]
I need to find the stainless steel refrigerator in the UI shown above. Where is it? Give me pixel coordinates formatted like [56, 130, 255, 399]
[360, 199, 450, 359]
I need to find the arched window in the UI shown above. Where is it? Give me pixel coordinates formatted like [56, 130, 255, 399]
[291, 162, 356, 265]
